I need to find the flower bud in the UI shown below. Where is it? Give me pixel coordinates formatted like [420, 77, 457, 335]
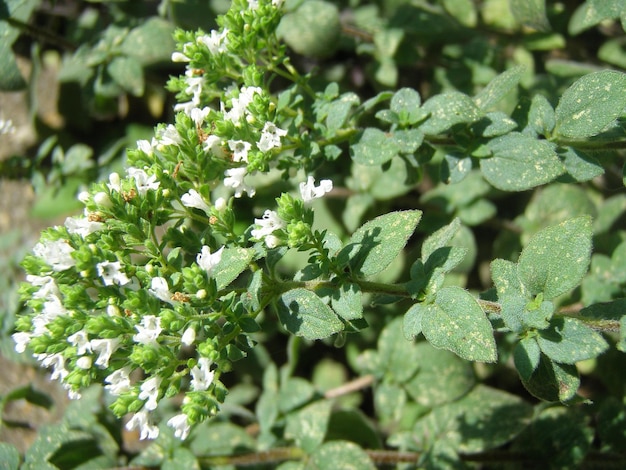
[94, 191, 112, 208]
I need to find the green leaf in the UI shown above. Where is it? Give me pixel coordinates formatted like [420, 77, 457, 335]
[308, 441, 376, 469]
[278, 0, 341, 58]
[421, 217, 461, 260]
[558, 147, 604, 182]
[442, 0, 477, 27]
[278, 377, 316, 413]
[277, 288, 343, 340]
[0, 442, 20, 470]
[521, 354, 580, 402]
[526, 94, 556, 136]
[3, 384, 53, 410]
[351, 128, 399, 166]
[554, 70, 626, 139]
[390, 87, 422, 125]
[481, 133, 564, 191]
[215, 247, 253, 290]
[413, 385, 533, 454]
[330, 282, 363, 321]
[514, 336, 541, 380]
[339, 210, 422, 277]
[285, 401, 332, 453]
[509, 0, 550, 31]
[189, 422, 255, 457]
[107, 56, 144, 96]
[120, 18, 177, 65]
[326, 409, 382, 449]
[473, 66, 525, 111]
[162, 448, 199, 470]
[378, 318, 420, 383]
[422, 286, 497, 362]
[403, 303, 426, 340]
[537, 317, 609, 364]
[404, 342, 475, 407]
[420, 91, 480, 134]
[517, 216, 592, 299]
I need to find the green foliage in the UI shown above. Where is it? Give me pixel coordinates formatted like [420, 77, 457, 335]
[3, 0, 626, 468]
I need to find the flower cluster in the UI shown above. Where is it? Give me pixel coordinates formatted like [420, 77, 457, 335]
[14, 0, 336, 442]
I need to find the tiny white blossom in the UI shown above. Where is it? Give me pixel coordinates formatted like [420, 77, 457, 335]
[68, 330, 91, 355]
[65, 216, 104, 237]
[12, 332, 31, 353]
[27, 275, 59, 300]
[224, 167, 256, 198]
[133, 315, 162, 345]
[126, 409, 159, 440]
[137, 138, 158, 156]
[107, 304, 120, 316]
[214, 197, 227, 211]
[39, 353, 69, 381]
[78, 191, 90, 203]
[181, 327, 196, 346]
[299, 176, 333, 202]
[196, 245, 224, 276]
[105, 366, 132, 395]
[171, 51, 191, 62]
[181, 189, 211, 215]
[76, 356, 92, 370]
[93, 191, 112, 208]
[223, 86, 261, 122]
[251, 210, 285, 240]
[203, 135, 226, 157]
[107, 172, 121, 192]
[257, 121, 287, 152]
[190, 107, 211, 126]
[228, 139, 252, 163]
[97, 260, 130, 286]
[158, 124, 183, 147]
[167, 413, 192, 440]
[265, 234, 281, 248]
[33, 239, 75, 271]
[148, 277, 173, 303]
[90, 338, 120, 368]
[190, 357, 215, 391]
[127, 167, 160, 196]
[197, 28, 229, 55]
[139, 376, 162, 411]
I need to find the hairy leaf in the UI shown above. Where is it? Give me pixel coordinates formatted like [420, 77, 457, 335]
[537, 317, 609, 364]
[422, 287, 497, 362]
[518, 216, 592, 299]
[277, 289, 343, 340]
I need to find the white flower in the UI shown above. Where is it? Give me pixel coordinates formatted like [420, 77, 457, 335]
[181, 327, 196, 346]
[104, 366, 132, 395]
[299, 176, 333, 202]
[228, 139, 252, 163]
[33, 239, 75, 271]
[224, 167, 256, 198]
[137, 138, 158, 156]
[39, 353, 69, 381]
[214, 197, 227, 211]
[90, 338, 120, 368]
[158, 124, 183, 147]
[251, 210, 285, 241]
[196, 245, 224, 276]
[181, 189, 211, 215]
[167, 413, 192, 440]
[148, 277, 173, 303]
[97, 260, 130, 286]
[94, 191, 112, 208]
[107, 172, 121, 192]
[27, 275, 59, 300]
[257, 121, 287, 152]
[76, 356, 92, 370]
[197, 28, 229, 55]
[107, 304, 121, 317]
[171, 51, 191, 62]
[139, 376, 162, 411]
[190, 107, 211, 126]
[265, 234, 281, 248]
[223, 86, 261, 123]
[12, 332, 31, 353]
[126, 409, 159, 440]
[65, 216, 104, 238]
[133, 315, 162, 345]
[203, 135, 226, 157]
[190, 357, 215, 391]
[68, 330, 91, 355]
[127, 167, 160, 196]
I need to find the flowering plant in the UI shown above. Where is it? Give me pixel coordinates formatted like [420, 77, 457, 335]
[9, 0, 626, 467]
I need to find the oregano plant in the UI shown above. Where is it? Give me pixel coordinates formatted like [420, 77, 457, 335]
[8, 0, 626, 467]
